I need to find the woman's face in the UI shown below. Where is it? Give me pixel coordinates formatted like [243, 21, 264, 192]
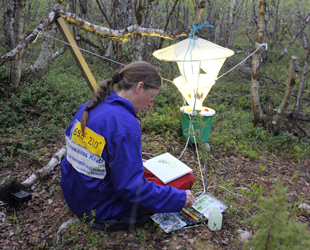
[134, 83, 159, 114]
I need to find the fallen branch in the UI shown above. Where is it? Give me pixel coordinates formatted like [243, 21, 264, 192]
[272, 109, 310, 122]
[1, 10, 190, 68]
[22, 146, 66, 187]
[60, 11, 190, 43]
[56, 218, 79, 243]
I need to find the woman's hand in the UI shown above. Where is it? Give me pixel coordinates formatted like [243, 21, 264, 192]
[184, 190, 195, 208]
[142, 158, 147, 162]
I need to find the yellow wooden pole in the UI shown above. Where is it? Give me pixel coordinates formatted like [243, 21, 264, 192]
[55, 17, 98, 94]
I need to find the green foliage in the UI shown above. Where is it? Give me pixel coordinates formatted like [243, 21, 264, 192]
[62, 211, 109, 249]
[141, 107, 181, 134]
[141, 80, 183, 134]
[0, 59, 93, 166]
[243, 180, 310, 250]
[206, 108, 309, 160]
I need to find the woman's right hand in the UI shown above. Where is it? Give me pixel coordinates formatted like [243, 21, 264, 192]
[184, 190, 195, 208]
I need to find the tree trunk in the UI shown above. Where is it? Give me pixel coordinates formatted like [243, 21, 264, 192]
[132, 4, 146, 61]
[251, 0, 266, 126]
[27, 0, 69, 78]
[2, 0, 15, 49]
[10, 0, 26, 88]
[298, 0, 309, 49]
[114, 0, 128, 29]
[294, 48, 310, 115]
[227, 0, 241, 48]
[273, 56, 299, 134]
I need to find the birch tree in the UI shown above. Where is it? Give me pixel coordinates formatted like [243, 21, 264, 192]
[273, 56, 299, 134]
[251, 0, 266, 126]
[4, 0, 27, 87]
[294, 47, 310, 116]
[27, 0, 69, 78]
[3, 0, 15, 50]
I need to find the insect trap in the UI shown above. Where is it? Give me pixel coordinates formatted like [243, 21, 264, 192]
[153, 38, 234, 143]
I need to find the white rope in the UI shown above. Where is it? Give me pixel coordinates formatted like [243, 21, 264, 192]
[193, 135, 206, 193]
[41, 31, 178, 85]
[43, 32, 126, 66]
[178, 123, 192, 160]
[217, 43, 268, 79]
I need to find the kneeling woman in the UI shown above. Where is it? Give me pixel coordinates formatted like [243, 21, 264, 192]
[60, 61, 195, 230]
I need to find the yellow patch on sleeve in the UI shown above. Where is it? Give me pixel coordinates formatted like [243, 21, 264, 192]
[70, 121, 106, 156]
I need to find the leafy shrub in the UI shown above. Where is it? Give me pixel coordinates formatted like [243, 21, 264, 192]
[243, 180, 310, 250]
[141, 107, 181, 135]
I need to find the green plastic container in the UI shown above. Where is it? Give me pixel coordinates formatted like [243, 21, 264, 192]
[180, 106, 216, 143]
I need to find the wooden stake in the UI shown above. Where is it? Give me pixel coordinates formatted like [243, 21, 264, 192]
[55, 17, 98, 94]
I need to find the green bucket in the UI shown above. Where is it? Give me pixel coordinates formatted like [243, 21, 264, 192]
[180, 106, 216, 143]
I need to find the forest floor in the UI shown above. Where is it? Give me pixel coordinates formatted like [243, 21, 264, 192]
[0, 130, 309, 250]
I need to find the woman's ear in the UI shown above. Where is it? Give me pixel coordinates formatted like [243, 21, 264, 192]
[135, 81, 144, 94]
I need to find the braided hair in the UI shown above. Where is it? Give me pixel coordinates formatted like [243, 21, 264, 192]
[81, 61, 162, 134]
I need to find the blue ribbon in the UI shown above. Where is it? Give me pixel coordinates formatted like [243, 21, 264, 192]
[182, 21, 214, 117]
[183, 21, 214, 80]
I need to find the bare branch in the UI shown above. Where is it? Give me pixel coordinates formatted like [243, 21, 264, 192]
[95, 0, 112, 28]
[277, 10, 310, 60]
[194, 1, 208, 26]
[158, 0, 180, 49]
[52, 45, 68, 60]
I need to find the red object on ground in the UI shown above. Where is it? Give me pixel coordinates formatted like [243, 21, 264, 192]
[143, 168, 194, 190]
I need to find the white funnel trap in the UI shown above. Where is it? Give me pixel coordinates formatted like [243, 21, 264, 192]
[153, 38, 234, 110]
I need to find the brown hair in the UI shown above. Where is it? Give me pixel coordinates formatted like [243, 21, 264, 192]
[81, 61, 162, 134]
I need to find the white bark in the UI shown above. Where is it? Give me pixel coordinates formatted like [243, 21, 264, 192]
[61, 12, 189, 43]
[1, 11, 190, 68]
[56, 218, 79, 243]
[0, 11, 56, 68]
[251, 0, 266, 126]
[52, 45, 68, 60]
[10, 0, 26, 88]
[27, 0, 69, 78]
[22, 146, 67, 187]
[3, 0, 15, 49]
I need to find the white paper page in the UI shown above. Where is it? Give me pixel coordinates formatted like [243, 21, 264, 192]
[144, 152, 193, 184]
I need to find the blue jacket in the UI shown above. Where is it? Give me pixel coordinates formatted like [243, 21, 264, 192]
[60, 92, 186, 221]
